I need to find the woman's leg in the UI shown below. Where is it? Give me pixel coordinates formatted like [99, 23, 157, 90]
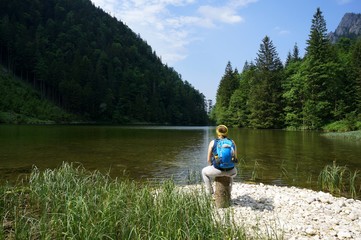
[201, 166, 222, 194]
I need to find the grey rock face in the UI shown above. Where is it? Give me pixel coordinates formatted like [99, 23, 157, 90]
[329, 13, 361, 43]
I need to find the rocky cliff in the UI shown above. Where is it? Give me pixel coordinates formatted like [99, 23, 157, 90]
[329, 13, 361, 43]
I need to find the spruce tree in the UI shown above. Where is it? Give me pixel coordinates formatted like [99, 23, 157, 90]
[292, 43, 301, 61]
[285, 52, 292, 67]
[285, 43, 301, 67]
[227, 62, 255, 127]
[306, 8, 330, 60]
[282, 60, 305, 129]
[302, 8, 340, 129]
[283, 43, 304, 129]
[248, 36, 284, 128]
[214, 61, 239, 124]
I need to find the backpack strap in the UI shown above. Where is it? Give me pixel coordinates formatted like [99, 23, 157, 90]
[212, 138, 218, 152]
[211, 139, 219, 166]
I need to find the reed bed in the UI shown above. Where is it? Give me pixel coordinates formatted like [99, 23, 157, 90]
[318, 161, 361, 199]
[1, 163, 247, 240]
[322, 130, 361, 141]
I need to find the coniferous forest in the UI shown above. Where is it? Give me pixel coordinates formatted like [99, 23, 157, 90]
[1, 2, 360, 130]
[212, 8, 361, 130]
[0, 0, 208, 125]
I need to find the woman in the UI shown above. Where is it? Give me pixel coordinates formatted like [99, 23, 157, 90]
[201, 125, 237, 195]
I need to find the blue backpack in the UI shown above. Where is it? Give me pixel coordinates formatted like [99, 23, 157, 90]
[211, 138, 235, 169]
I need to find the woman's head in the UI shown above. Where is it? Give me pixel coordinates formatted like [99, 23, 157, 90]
[216, 125, 228, 138]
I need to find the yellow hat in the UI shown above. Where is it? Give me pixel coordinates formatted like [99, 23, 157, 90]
[216, 125, 228, 136]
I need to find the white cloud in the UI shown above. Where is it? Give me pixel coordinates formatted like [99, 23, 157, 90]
[90, 0, 258, 64]
[198, 5, 244, 25]
[228, 0, 259, 8]
[274, 26, 290, 35]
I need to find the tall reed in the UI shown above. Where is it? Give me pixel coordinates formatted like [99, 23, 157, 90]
[251, 160, 261, 181]
[318, 161, 360, 199]
[1, 162, 247, 239]
[349, 170, 360, 199]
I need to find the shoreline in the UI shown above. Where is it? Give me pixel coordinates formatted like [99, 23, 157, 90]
[218, 182, 361, 239]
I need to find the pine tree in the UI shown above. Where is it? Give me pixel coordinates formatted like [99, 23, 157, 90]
[285, 51, 292, 67]
[248, 36, 284, 128]
[283, 43, 304, 129]
[306, 8, 330, 61]
[227, 62, 255, 127]
[282, 60, 305, 129]
[214, 61, 239, 124]
[302, 8, 340, 129]
[285, 43, 301, 68]
[292, 43, 301, 61]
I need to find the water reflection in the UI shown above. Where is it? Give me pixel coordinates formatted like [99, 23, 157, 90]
[0, 125, 360, 191]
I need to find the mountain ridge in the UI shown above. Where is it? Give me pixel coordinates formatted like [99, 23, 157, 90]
[329, 12, 361, 43]
[0, 0, 208, 125]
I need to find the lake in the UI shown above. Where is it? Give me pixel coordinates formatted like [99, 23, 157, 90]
[0, 125, 360, 191]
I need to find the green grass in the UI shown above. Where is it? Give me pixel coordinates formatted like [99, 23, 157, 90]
[237, 156, 360, 200]
[0, 70, 76, 124]
[318, 161, 361, 199]
[1, 163, 248, 239]
[322, 130, 361, 141]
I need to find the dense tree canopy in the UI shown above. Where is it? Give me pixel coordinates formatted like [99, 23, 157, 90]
[0, 0, 208, 125]
[249, 36, 284, 129]
[213, 61, 239, 124]
[212, 8, 361, 130]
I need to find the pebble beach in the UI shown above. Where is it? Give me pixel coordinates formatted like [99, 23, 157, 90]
[221, 182, 361, 239]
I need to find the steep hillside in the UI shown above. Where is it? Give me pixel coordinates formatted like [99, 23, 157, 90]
[0, 0, 208, 125]
[0, 68, 75, 124]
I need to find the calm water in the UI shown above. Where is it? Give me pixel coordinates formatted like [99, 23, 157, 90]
[0, 125, 360, 190]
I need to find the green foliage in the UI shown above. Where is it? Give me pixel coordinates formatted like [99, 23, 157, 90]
[213, 62, 240, 125]
[248, 36, 284, 129]
[0, 0, 208, 125]
[301, 9, 338, 128]
[322, 130, 361, 141]
[323, 121, 352, 132]
[213, 8, 360, 130]
[306, 8, 331, 60]
[351, 38, 361, 113]
[1, 163, 247, 239]
[283, 61, 305, 129]
[0, 70, 75, 123]
[323, 111, 361, 132]
[318, 161, 361, 198]
[224, 62, 255, 127]
[216, 62, 239, 109]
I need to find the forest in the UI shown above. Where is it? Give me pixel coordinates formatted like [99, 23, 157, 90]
[0, 0, 208, 125]
[212, 8, 361, 131]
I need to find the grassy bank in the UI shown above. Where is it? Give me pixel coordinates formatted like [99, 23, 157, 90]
[322, 130, 361, 141]
[1, 163, 247, 239]
[0, 70, 76, 124]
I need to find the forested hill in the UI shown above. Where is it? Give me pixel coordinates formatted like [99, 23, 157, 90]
[0, 0, 208, 125]
[212, 9, 361, 131]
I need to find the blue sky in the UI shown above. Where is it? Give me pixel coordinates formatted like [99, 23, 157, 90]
[90, 0, 360, 103]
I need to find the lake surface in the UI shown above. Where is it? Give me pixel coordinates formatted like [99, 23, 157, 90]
[0, 125, 360, 191]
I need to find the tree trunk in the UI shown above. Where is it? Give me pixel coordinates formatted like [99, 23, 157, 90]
[214, 176, 231, 208]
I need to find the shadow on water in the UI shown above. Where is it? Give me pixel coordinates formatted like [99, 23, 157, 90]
[1, 125, 360, 193]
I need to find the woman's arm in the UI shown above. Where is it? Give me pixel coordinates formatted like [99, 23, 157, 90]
[207, 140, 214, 166]
[232, 140, 237, 158]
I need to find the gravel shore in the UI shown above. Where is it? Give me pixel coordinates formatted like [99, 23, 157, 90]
[223, 182, 361, 239]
